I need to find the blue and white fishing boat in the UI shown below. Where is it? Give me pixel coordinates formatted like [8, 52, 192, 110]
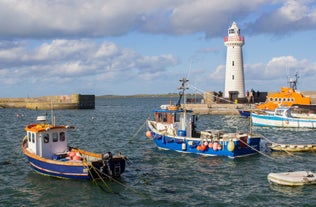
[21, 116, 126, 180]
[146, 78, 262, 158]
[251, 107, 316, 128]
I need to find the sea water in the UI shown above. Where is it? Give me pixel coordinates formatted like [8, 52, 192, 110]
[0, 97, 315, 207]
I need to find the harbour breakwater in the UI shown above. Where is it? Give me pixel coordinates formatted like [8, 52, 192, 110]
[186, 91, 316, 115]
[0, 94, 95, 110]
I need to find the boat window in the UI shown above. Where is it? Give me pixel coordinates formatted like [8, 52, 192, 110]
[28, 132, 31, 142]
[269, 98, 273, 101]
[163, 113, 167, 122]
[283, 98, 286, 101]
[32, 133, 35, 143]
[60, 132, 65, 142]
[174, 114, 180, 122]
[278, 98, 282, 101]
[291, 98, 294, 101]
[52, 132, 58, 142]
[43, 133, 49, 143]
[167, 113, 174, 123]
[274, 98, 278, 101]
[275, 110, 283, 116]
[287, 98, 291, 102]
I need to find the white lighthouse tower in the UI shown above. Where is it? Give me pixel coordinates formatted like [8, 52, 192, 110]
[224, 22, 245, 99]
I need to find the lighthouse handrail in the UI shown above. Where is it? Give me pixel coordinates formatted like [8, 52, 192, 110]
[224, 36, 244, 42]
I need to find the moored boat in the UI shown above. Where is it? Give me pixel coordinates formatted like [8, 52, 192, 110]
[21, 116, 126, 180]
[239, 74, 311, 117]
[256, 73, 311, 111]
[268, 171, 316, 186]
[268, 143, 316, 152]
[251, 107, 316, 128]
[146, 78, 263, 158]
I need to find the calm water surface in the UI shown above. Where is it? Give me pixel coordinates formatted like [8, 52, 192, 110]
[0, 98, 315, 207]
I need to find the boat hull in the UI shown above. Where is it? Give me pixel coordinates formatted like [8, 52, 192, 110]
[150, 132, 261, 158]
[21, 138, 126, 180]
[25, 155, 90, 179]
[268, 171, 316, 186]
[238, 110, 251, 117]
[252, 113, 316, 128]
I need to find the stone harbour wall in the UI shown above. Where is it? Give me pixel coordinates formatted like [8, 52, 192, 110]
[0, 94, 95, 110]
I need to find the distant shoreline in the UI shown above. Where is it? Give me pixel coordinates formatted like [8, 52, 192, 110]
[96, 93, 192, 98]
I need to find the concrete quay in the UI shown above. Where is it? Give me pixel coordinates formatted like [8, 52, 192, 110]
[185, 103, 242, 115]
[0, 94, 95, 110]
[185, 91, 316, 115]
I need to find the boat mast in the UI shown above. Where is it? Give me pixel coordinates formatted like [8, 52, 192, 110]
[176, 77, 189, 107]
[288, 72, 299, 90]
[177, 77, 189, 132]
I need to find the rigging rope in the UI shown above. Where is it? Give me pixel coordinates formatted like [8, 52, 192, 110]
[238, 138, 276, 160]
[127, 119, 147, 144]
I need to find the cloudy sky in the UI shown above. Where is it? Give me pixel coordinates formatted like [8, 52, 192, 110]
[0, 0, 316, 97]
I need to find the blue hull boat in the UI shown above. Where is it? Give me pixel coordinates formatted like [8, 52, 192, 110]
[238, 109, 251, 117]
[21, 116, 126, 180]
[146, 78, 262, 158]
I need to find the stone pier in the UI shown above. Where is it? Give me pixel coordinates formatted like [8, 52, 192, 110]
[0, 94, 95, 110]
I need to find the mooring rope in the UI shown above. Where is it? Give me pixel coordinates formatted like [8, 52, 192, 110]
[82, 156, 113, 193]
[238, 138, 276, 160]
[128, 119, 148, 144]
[88, 161, 146, 197]
[261, 135, 299, 157]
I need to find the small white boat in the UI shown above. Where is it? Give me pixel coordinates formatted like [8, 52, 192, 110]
[267, 171, 316, 186]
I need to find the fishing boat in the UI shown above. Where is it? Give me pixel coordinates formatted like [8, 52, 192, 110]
[145, 78, 262, 158]
[21, 116, 126, 180]
[268, 171, 316, 186]
[251, 107, 316, 128]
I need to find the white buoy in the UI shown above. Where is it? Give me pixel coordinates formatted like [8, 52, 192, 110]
[182, 143, 186, 151]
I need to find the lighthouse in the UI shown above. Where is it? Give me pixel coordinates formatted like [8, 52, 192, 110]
[224, 22, 245, 99]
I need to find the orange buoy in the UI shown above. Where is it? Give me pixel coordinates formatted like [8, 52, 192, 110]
[146, 131, 153, 138]
[200, 145, 207, 151]
[197, 145, 201, 151]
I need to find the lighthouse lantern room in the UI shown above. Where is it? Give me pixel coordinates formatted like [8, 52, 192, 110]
[224, 22, 245, 99]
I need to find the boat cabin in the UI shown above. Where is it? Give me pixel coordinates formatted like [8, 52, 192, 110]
[25, 116, 71, 159]
[153, 105, 196, 137]
[273, 108, 290, 117]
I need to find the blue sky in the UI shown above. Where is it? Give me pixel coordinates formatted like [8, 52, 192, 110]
[0, 0, 316, 97]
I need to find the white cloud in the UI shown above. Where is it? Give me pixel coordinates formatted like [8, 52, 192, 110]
[246, 0, 316, 35]
[0, 39, 178, 87]
[2, 0, 313, 39]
